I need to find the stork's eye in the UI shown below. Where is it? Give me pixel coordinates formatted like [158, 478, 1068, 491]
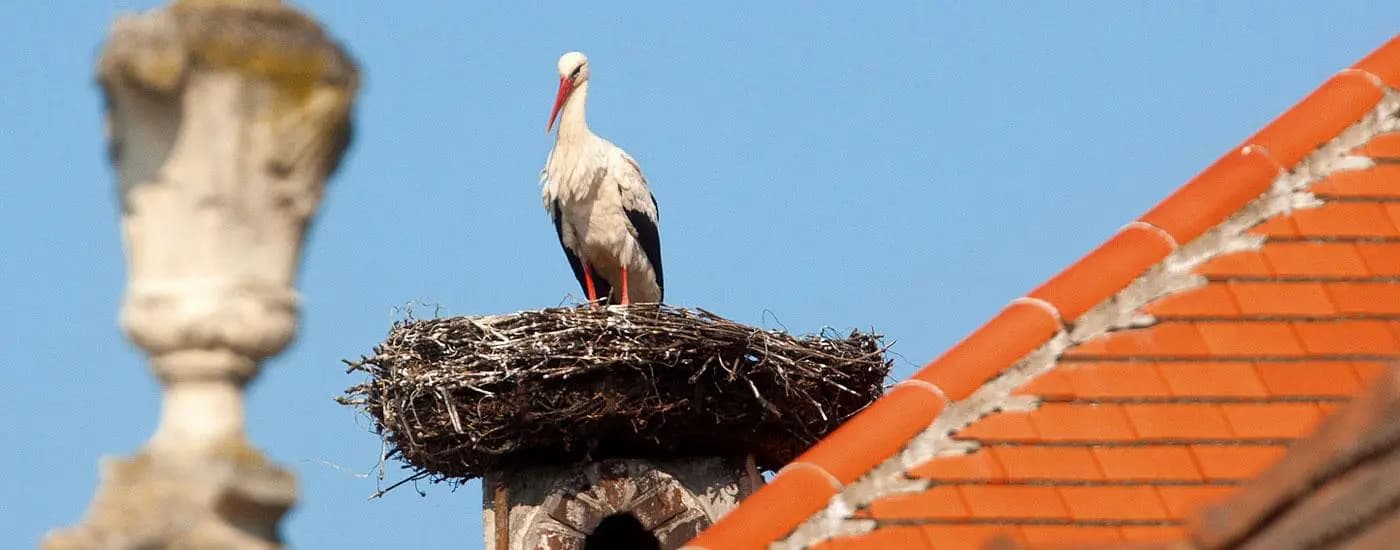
[570, 66, 583, 80]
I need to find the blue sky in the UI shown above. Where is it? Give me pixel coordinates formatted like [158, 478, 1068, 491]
[2, 1, 1396, 547]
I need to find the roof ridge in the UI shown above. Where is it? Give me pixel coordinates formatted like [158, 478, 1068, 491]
[777, 87, 1397, 550]
[686, 34, 1400, 550]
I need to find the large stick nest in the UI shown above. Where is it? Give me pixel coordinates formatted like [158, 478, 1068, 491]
[340, 305, 890, 484]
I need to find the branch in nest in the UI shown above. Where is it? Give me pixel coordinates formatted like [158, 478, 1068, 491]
[340, 304, 891, 489]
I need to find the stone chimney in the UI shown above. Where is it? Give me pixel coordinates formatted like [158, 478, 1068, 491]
[483, 457, 762, 550]
[341, 309, 888, 550]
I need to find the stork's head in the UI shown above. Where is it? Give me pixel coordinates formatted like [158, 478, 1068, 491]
[547, 51, 590, 133]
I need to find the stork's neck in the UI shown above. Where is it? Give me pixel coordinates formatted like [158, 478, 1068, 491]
[555, 81, 591, 142]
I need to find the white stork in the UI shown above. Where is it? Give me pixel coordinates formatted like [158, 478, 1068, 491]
[542, 51, 664, 305]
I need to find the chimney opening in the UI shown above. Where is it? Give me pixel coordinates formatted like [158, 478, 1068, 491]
[583, 512, 661, 550]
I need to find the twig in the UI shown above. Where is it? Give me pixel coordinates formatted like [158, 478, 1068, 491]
[339, 304, 889, 494]
[368, 472, 428, 500]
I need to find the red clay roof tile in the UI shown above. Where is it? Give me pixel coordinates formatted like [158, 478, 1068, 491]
[907, 448, 1006, 481]
[1059, 486, 1170, 521]
[794, 382, 947, 484]
[1156, 362, 1268, 397]
[1384, 203, 1400, 229]
[1248, 215, 1300, 237]
[1141, 283, 1240, 316]
[1253, 361, 1361, 396]
[1138, 148, 1279, 245]
[1189, 446, 1288, 480]
[1061, 362, 1171, 398]
[1194, 250, 1275, 277]
[956, 411, 1039, 440]
[684, 462, 838, 550]
[1293, 320, 1400, 354]
[1182, 363, 1400, 549]
[1353, 361, 1390, 384]
[989, 447, 1103, 480]
[1091, 446, 1203, 481]
[1195, 322, 1305, 356]
[1356, 243, 1400, 275]
[868, 485, 969, 520]
[924, 526, 1022, 550]
[913, 301, 1060, 401]
[1326, 282, 1400, 314]
[1310, 164, 1400, 196]
[1244, 72, 1384, 167]
[1155, 486, 1238, 519]
[958, 485, 1069, 518]
[1028, 226, 1176, 322]
[1061, 336, 1111, 355]
[691, 35, 1400, 550]
[1361, 132, 1400, 157]
[1291, 202, 1400, 236]
[1026, 403, 1137, 441]
[1219, 403, 1323, 438]
[1316, 403, 1343, 416]
[1123, 404, 1233, 439]
[1099, 323, 1211, 357]
[1017, 526, 1124, 547]
[1013, 368, 1076, 399]
[1263, 242, 1372, 277]
[1352, 35, 1400, 88]
[1118, 525, 1188, 543]
[1228, 282, 1335, 316]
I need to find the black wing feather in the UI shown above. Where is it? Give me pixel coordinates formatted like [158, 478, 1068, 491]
[552, 200, 611, 303]
[624, 192, 664, 301]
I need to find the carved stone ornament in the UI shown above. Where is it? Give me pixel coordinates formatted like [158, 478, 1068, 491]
[45, 1, 357, 548]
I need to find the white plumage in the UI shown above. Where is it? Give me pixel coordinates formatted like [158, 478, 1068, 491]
[542, 52, 664, 305]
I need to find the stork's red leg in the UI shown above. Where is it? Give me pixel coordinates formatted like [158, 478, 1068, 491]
[620, 266, 630, 305]
[583, 262, 599, 303]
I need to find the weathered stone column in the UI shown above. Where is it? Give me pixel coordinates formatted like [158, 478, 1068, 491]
[46, 1, 357, 548]
[485, 458, 762, 550]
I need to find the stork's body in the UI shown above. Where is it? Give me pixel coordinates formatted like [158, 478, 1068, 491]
[542, 52, 664, 305]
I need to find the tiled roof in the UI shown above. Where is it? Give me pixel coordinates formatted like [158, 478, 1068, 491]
[687, 34, 1400, 550]
[1185, 365, 1400, 549]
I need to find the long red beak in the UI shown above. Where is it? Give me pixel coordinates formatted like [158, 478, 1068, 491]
[546, 77, 573, 133]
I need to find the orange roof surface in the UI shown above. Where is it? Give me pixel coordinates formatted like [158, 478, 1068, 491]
[687, 34, 1400, 550]
[1185, 364, 1400, 549]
